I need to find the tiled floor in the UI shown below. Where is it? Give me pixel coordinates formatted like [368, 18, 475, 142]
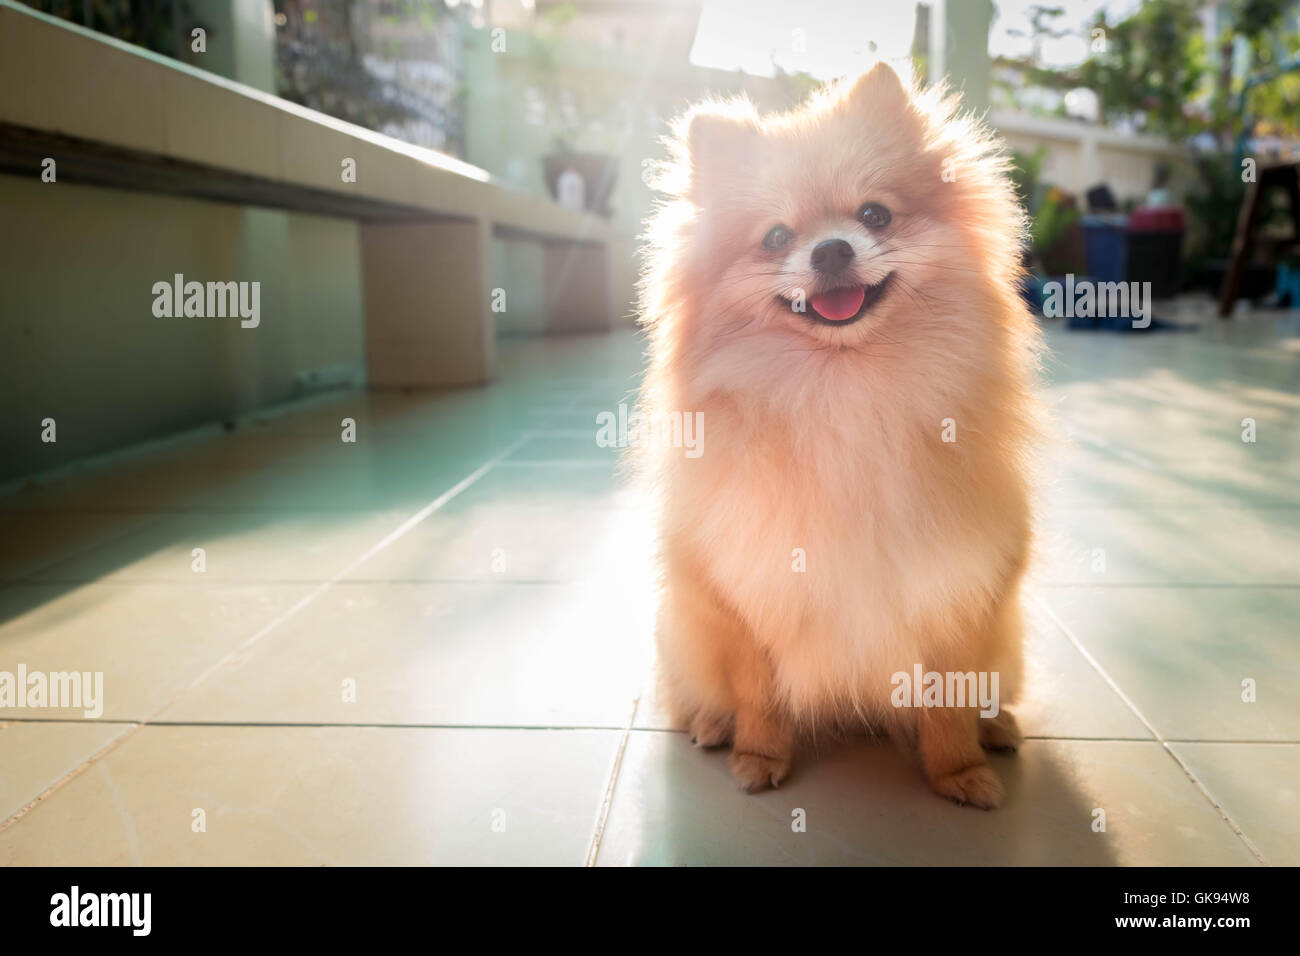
[1, 299, 1297, 865]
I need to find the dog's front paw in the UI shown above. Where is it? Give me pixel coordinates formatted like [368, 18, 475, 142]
[929, 763, 1004, 809]
[729, 751, 791, 792]
[689, 710, 733, 748]
[979, 709, 1023, 752]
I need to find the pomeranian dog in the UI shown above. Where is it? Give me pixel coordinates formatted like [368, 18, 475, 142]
[636, 62, 1041, 809]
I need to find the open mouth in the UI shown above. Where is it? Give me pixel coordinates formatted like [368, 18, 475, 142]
[783, 273, 894, 326]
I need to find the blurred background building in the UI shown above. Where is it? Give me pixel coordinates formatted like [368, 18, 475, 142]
[4, 0, 1300, 482]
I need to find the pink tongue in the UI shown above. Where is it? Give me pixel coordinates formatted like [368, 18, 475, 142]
[810, 286, 866, 321]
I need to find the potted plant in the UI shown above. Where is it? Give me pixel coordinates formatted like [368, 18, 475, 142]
[1033, 187, 1084, 277]
[524, 7, 620, 217]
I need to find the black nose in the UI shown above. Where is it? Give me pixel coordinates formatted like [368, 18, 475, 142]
[810, 238, 855, 274]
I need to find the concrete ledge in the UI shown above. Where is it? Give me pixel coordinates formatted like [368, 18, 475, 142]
[0, 0, 626, 386]
[0, 0, 616, 246]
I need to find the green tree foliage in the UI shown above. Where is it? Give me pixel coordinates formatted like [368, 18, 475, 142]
[1076, 0, 1206, 138]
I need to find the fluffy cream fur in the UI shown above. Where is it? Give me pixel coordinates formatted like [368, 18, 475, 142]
[635, 62, 1043, 808]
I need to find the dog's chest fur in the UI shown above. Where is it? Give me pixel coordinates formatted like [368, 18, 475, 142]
[663, 366, 1023, 715]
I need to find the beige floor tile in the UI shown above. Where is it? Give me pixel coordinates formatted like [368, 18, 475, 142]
[1040, 588, 1300, 741]
[1063, 416, 1300, 473]
[2, 456, 247, 514]
[450, 459, 641, 513]
[158, 580, 652, 727]
[1168, 743, 1300, 866]
[345, 494, 654, 583]
[0, 583, 312, 721]
[0, 726, 618, 865]
[1012, 598, 1152, 739]
[1040, 443, 1300, 508]
[189, 444, 501, 513]
[0, 511, 166, 582]
[2, 396, 530, 516]
[26, 509, 412, 584]
[1, 431, 333, 513]
[505, 430, 622, 463]
[1033, 506, 1300, 586]
[595, 734, 1260, 865]
[0, 722, 128, 822]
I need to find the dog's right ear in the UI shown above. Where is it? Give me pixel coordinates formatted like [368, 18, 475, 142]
[843, 61, 912, 114]
[681, 104, 759, 201]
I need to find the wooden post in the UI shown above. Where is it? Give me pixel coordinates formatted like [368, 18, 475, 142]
[1219, 163, 1300, 318]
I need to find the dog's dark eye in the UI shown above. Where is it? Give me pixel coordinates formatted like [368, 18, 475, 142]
[858, 203, 891, 229]
[761, 224, 794, 251]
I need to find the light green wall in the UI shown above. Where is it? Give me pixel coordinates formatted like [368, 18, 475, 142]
[0, 174, 365, 482]
[178, 0, 277, 94]
[491, 238, 548, 336]
[465, 28, 553, 336]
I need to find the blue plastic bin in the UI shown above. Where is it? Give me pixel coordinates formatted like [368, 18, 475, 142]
[1277, 263, 1300, 308]
[1081, 214, 1128, 283]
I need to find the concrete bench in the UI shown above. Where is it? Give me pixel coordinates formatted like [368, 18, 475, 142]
[0, 0, 626, 387]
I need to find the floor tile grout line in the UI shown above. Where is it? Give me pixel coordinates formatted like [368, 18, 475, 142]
[1029, 591, 1270, 865]
[1030, 583, 1300, 589]
[585, 693, 641, 867]
[0, 429, 541, 836]
[12, 498, 1300, 515]
[542, 388, 648, 869]
[504, 458, 615, 466]
[8, 717, 1298, 745]
[0, 723, 144, 835]
[28, 580, 1300, 589]
[9, 577, 637, 587]
[1, 719, 638, 731]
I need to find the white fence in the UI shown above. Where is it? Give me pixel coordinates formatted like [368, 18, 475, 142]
[992, 110, 1191, 204]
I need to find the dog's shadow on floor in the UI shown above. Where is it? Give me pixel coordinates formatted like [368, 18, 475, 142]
[644, 731, 1121, 865]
